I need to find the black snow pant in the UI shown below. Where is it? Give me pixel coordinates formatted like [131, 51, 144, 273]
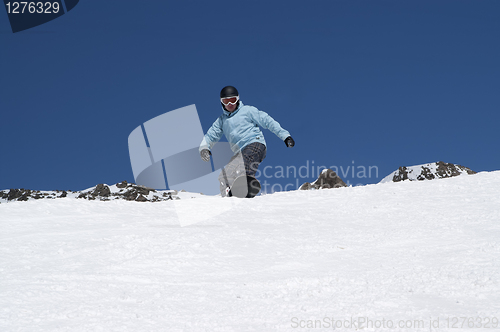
[218, 142, 267, 196]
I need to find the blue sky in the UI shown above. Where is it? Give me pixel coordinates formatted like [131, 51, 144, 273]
[1, 0, 499, 192]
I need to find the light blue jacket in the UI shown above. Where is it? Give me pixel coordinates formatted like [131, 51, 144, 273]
[199, 102, 291, 154]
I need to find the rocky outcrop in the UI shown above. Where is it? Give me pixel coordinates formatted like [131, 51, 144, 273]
[1, 189, 69, 201]
[76, 181, 180, 202]
[381, 161, 476, 183]
[299, 169, 347, 190]
[1, 181, 180, 203]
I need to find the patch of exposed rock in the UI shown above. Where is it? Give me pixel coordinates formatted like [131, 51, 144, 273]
[1, 189, 69, 202]
[382, 161, 476, 183]
[299, 169, 348, 190]
[1, 181, 179, 203]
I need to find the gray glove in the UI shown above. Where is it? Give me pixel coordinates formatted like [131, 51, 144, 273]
[200, 149, 211, 162]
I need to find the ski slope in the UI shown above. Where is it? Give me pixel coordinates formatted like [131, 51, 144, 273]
[1, 171, 499, 331]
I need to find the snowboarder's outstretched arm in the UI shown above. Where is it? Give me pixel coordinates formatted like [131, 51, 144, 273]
[249, 108, 294, 147]
[199, 117, 223, 153]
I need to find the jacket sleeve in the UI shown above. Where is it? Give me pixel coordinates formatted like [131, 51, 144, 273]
[199, 116, 224, 152]
[249, 107, 291, 141]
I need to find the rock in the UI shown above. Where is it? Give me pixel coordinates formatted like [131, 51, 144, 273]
[381, 161, 476, 183]
[92, 184, 111, 197]
[7, 189, 32, 201]
[1, 182, 181, 203]
[162, 192, 173, 200]
[18, 191, 31, 201]
[7, 189, 22, 201]
[300, 169, 347, 190]
[299, 182, 312, 190]
[116, 181, 128, 189]
[392, 166, 410, 182]
[314, 169, 348, 189]
[123, 191, 138, 201]
[435, 161, 476, 177]
[135, 185, 155, 196]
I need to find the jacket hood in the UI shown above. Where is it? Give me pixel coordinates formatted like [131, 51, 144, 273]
[222, 101, 244, 117]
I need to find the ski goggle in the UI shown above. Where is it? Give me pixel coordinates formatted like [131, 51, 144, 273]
[221, 96, 239, 105]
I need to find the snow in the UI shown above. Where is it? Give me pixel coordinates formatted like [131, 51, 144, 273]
[1, 171, 500, 331]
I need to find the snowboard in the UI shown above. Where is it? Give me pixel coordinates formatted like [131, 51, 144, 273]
[228, 175, 261, 198]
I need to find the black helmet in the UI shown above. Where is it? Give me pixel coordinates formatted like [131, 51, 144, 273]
[220, 86, 239, 98]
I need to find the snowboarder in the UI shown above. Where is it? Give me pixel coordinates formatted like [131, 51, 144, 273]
[199, 86, 295, 197]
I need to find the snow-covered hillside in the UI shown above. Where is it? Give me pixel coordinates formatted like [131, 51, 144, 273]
[1, 171, 499, 331]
